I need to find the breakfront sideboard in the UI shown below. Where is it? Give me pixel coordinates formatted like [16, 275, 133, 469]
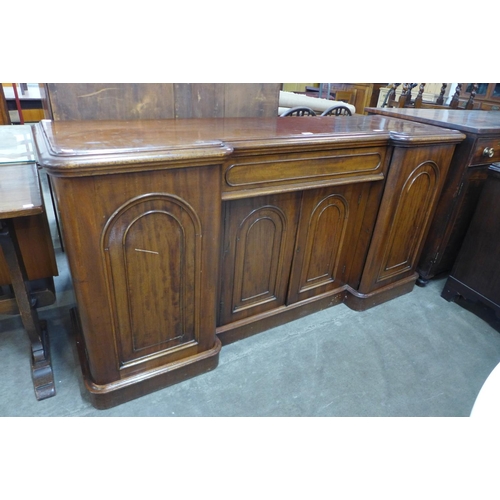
[34, 116, 464, 408]
[365, 108, 500, 285]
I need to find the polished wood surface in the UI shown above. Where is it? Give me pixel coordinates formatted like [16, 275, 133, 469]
[36, 115, 463, 158]
[365, 108, 500, 134]
[41, 83, 281, 121]
[0, 163, 43, 217]
[35, 116, 464, 408]
[442, 164, 500, 317]
[365, 107, 500, 284]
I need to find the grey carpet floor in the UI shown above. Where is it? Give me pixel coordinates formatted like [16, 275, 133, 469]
[1, 244, 500, 417]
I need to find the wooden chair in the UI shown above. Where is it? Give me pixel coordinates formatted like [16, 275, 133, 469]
[280, 106, 317, 117]
[384, 83, 420, 108]
[420, 83, 477, 110]
[321, 105, 352, 116]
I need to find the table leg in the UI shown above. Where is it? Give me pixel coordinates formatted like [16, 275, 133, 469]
[0, 219, 55, 400]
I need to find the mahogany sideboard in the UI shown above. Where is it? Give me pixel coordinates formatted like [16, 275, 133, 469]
[442, 163, 500, 317]
[33, 116, 464, 408]
[365, 108, 500, 285]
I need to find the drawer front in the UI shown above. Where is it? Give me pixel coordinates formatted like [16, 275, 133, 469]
[222, 147, 387, 197]
[470, 137, 500, 166]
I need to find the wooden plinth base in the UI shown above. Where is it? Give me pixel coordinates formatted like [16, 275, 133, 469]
[70, 274, 418, 408]
[217, 276, 418, 345]
[217, 290, 347, 345]
[71, 308, 221, 410]
[344, 273, 418, 312]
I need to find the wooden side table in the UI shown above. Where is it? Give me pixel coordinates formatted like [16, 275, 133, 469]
[0, 125, 56, 400]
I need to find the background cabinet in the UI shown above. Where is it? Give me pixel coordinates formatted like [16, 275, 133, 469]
[442, 164, 500, 317]
[460, 83, 500, 110]
[323, 84, 385, 114]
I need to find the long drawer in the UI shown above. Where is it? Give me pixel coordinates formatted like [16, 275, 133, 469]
[222, 146, 387, 198]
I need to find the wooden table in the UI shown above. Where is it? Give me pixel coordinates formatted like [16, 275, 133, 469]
[0, 125, 57, 400]
[365, 107, 500, 285]
[34, 116, 464, 408]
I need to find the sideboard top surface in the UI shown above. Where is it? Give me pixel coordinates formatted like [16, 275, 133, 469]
[365, 108, 500, 135]
[34, 116, 465, 176]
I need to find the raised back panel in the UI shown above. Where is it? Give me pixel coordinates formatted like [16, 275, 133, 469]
[42, 83, 281, 120]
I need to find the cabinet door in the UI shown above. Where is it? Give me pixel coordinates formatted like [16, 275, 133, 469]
[432, 165, 489, 276]
[102, 194, 201, 363]
[358, 144, 454, 293]
[218, 192, 301, 325]
[445, 166, 500, 308]
[52, 165, 221, 384]
[287, 184, 371, 304]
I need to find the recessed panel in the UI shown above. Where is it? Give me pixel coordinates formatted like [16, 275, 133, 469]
[102, 194, 201, 367]
[298, 195, 347, 292]
[233, 207, 286, 312]
[378, 162, 438, 281]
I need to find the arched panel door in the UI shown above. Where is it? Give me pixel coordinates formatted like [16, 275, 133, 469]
[356, 144, 450, 297]
[377, 161, 439, 282]
[218, 192, 301, 325]
[102, 193, 202, 368]
[287, 184, 369, 304]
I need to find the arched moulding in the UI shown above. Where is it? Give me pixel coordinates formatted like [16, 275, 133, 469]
[232, 205, 288, 313]
[377, 160, 439, 282]
[100, 193, 203, 369]
[297, 193, 349, 293]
